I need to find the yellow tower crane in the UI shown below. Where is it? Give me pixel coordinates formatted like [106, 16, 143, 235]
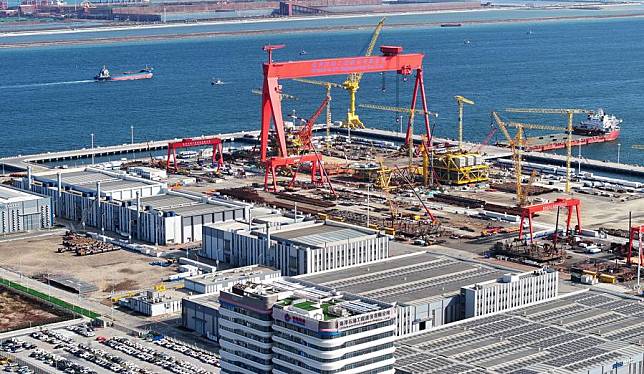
[505, 107, 592, 194]
[293, 78, 343, 149]
[358, 103, 438, 166]
[342, 17, 386, 129]
[454, 95, 475, 149]
[492, 111, 526, 206]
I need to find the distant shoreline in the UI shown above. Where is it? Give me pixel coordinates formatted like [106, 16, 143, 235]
[2, 5, 644, 49]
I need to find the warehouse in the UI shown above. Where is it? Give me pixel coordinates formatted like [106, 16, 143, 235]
[115, 192, 249, 245]
[18, 167, 250, 245]
[202, 219, 389, 275]
[0, 185, 52, 234]
[18, 167, 164, 227]
[395, 290, 644, 374]
[301, 252, 559, 336]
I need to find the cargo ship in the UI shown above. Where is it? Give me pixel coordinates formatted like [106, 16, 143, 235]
[498, 108, 621, 152]
[94, 66, 153, 82]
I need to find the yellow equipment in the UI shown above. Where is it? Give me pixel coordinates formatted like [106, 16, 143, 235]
[432, 151, 490, 186]
[505, 107, 591, 194]
[454, 95, 475, 149]
[375, 157, 394, 192]
[342, 18, 385, 129]
[492, 111, 525, 205]
[358, 103, 438, 166]
[293, 78, 343, 149]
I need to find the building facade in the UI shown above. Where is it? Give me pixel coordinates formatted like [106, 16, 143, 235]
[18, 167, 249, 245]
[0, 185, 52, 234]
[218, 279, 397, 374]
[462, 268, 559, 318]
[203, 220, 389, 276]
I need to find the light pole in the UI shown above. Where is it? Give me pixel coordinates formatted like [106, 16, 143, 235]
[91, 133, 95, 165]
[617, 143, 621, 164]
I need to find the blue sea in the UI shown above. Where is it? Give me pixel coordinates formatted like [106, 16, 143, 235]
[1, 11, 643, 166]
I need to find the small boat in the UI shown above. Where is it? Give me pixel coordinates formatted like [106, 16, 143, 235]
[527, 30, 533, 35]
[211, 78, 224, 85]
[441, 23, 462, 27]
[299, 49, 307, 55]
[94, 65, 153, 82]
[464, 39, 471, 45]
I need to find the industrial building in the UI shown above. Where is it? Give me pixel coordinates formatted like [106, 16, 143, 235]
[0, 185, 52, 234]
[184, 265, 280, 294]
[301, 252, 559, 336]
[202, 219, 389, 276]
[395, 290, 644, 374]
[120, 290, 183, 317]
[18, 167, 250, 245]
[462, 268, 559, 318]
[218, 279, 397, 374]
[181, 265, 281, 340]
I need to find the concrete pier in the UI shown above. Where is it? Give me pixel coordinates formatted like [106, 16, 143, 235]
[1, 126, 641, 180]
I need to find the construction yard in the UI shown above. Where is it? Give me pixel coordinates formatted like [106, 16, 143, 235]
[0, 233, 176, 302]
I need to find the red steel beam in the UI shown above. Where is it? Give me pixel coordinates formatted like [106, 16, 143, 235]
[627, 224, 644, 265]
[166, 138, 224, 172]
[260, 46, 431, 163]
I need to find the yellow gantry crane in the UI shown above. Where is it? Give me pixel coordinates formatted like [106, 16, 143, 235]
[292, 78, 343, 149]
[342, 17, 386, 129]
[505, 107, 592, 194]
[454, 95, 475, 149]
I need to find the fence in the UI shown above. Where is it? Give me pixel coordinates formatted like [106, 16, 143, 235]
[0, 278, 100, 319]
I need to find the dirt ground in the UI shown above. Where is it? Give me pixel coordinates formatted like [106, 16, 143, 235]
[0, 233, 176, 301]
[0, 286, 71, 332]
[458, 189, 643, 230]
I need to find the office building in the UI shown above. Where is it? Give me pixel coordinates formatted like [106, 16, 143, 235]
[218, 279, 397, 374]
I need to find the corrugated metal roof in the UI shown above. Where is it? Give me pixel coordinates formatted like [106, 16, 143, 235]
[271, 224, 372, 248]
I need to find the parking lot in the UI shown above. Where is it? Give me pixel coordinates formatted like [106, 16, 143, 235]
[2, 324, 220, 374]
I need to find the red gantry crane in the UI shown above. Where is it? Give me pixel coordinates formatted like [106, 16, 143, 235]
[259, 44, 433, 192]
[627, 224, 644, 266]
[519, 197, 582, 243]
[166, 137, 224, 172]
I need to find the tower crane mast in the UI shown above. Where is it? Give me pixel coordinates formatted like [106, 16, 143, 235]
[454, 95, 475, 149]
[505, 107, 590, 194]
[342, 17, 386, 129]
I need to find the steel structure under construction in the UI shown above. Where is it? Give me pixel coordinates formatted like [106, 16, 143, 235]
[431, 151, 490, 185]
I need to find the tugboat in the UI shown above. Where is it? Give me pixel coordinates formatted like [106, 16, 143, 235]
[94, 65, 153, 82]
